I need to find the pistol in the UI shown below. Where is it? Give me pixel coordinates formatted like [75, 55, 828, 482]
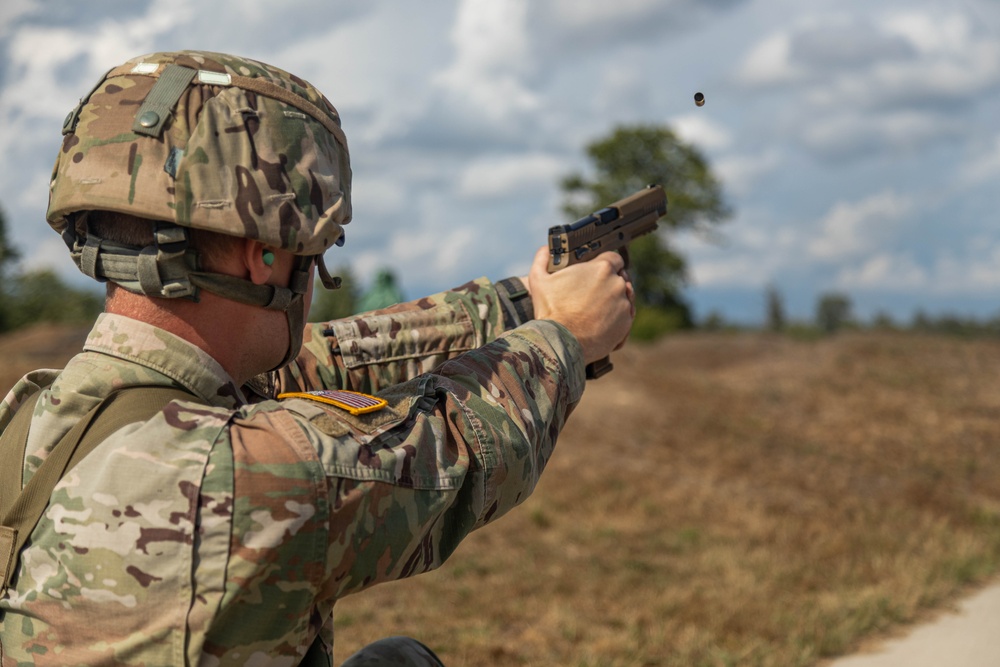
[547, 184, 667, 379]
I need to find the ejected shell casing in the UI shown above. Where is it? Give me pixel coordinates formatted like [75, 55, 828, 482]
[694, 92, 705, 107]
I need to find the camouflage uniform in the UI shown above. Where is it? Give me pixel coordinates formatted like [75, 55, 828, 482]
[0, 278, 583, 665]
[0, 49, 586, 666]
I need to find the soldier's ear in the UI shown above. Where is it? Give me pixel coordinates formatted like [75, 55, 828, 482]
[243, 240, 274, 285]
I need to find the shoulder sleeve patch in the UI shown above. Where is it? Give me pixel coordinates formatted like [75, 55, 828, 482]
[277, 389, 388, 415]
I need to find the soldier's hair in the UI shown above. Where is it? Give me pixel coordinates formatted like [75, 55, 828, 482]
[82, 211, 242, 269]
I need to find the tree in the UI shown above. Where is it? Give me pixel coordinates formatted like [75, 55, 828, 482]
[356, 269, 404, 312]
[871, 310, 897, 330]
[561, 124, 731, 334]
[765, 284, 786, 332]
[3, 269, 103, 331]
[0, 205, 22, 332]
[308, 264, 358, 322]
[816, 292, 853, 334]
[0, 206, 19, 278]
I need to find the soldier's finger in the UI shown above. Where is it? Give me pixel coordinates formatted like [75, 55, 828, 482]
[593, 250, 626, 274]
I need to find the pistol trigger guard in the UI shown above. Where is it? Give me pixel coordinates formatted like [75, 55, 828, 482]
[618, 246, 631, 269]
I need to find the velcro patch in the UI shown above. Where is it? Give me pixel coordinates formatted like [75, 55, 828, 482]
[277, 389, 388, 416]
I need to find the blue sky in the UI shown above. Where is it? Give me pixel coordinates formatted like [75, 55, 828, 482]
[2, 0, 999, 325]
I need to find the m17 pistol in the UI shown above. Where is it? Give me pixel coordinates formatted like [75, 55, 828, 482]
[547, 184, 667, 379]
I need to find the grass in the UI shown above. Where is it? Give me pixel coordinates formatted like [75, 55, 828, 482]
[331, 331, 1000, 665]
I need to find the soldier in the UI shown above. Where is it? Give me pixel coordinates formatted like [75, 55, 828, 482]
[0, 51, 633, 666]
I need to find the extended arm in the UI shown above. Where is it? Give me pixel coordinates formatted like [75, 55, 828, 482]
[277, 277, 520, 394]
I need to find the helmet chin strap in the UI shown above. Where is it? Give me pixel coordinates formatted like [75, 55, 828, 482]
[63, 218, 341, 373]
[270, 255, 314, 372]
[188, 255, 316, 372]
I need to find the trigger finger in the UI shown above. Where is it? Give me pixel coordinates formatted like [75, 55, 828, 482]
[601, 250, 626, 273]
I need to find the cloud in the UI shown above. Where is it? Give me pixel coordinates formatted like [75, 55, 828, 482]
[457, 153, 567, 199]
[714, 151, 782, 196]
[835, 252, 928, 290]
[532, 0, 747, 55]
[833, 242, 1000, 298]
[739, 9, 1000, 107]
[790, 19, 915, 69]
[737, 32, 802, 86]
[21, 236, 76, 275]
[433, 0, 539, 124]
[799, 110, 965, 161]
[680, 207, 808, 288]
[808, 191, 912, 261]
[671, 113, 732, 151]
[933, 243, 1000, 294]
[0, 0, 35, 41]
[958, 134, 1000, 187]
[734, 7, 1000, 163]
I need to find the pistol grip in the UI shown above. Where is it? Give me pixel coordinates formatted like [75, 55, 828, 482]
[585, 356, 614, 380]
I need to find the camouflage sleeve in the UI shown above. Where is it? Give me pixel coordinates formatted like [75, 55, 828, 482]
[275, 319, 585, 600]
[277, 277, 513, 394]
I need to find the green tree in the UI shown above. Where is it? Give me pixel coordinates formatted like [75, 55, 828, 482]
[871, 310, 897, 330]
[0, 206, 19, 278]
[308, 264, 358, 321]
[561, 124, 731, 336]
[4, 269, 103, 330]
[356, 269, 404, 312]
[816, 292, 853, 334]
[0, 205, 22, 332]
[766, 284, 786, 332]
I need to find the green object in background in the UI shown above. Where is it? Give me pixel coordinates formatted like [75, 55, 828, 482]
[357, 270, 404, 313]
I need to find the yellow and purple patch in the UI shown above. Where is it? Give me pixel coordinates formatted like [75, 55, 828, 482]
[277, 389, 388, 415]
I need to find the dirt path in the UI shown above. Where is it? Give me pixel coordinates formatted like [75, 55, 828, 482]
[826, 581, 1000, 666]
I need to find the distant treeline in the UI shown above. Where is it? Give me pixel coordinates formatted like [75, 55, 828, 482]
[0, 207, 104, 333]
[1, 209, 996, 340]
[0, 269, 104, 333]
[697, 288, 1000, 339]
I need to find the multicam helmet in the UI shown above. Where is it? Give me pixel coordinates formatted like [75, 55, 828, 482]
[46, 50, 352, 369]
[49, 50, 351, 257]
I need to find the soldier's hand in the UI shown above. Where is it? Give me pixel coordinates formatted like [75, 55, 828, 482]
[527, 246, 634, 365]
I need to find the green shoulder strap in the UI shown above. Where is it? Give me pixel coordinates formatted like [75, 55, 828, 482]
[0, 385, 198, 595]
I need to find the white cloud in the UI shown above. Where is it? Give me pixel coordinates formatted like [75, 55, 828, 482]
[457, 153, 566, 199]
[433, 0, 539, 123]
[0, 0, 33, 40]
[681, 208, 808, 288]
[835, 253, 928, 290]
[352, 177, 408, 219]
[714, 151, 781, 197]
[387, 225, 478, 277]
[933, 245, 1000, 294]
[546, 0, 674, 29]
[735, 7, 1000, 164]
[799, 110, 964, 160]
[883, 11, 972, 56]
[689, 255, 772, 287]
[958, 135, 1000, 187]
[671, 113, 732, 151]
[808, 191, 912, 261]
[22, 236, 75, 274]
[736, 32, 801, 86]
[831, 234, 1000, 298]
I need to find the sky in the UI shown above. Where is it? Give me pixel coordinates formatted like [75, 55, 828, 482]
[1, 0, 1000, 325]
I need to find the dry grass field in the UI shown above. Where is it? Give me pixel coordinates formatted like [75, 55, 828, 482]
[5, 324, 1000, 666]
[0, 323, 91, 390]
[333, 331, 1000, 666]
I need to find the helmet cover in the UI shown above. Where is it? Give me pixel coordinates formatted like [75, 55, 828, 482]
[47, 50, 351, 255]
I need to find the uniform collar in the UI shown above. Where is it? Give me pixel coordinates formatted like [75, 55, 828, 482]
[84, 313, 246, 408]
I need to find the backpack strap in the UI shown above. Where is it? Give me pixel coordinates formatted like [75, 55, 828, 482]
[0, 385, 198, 595]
